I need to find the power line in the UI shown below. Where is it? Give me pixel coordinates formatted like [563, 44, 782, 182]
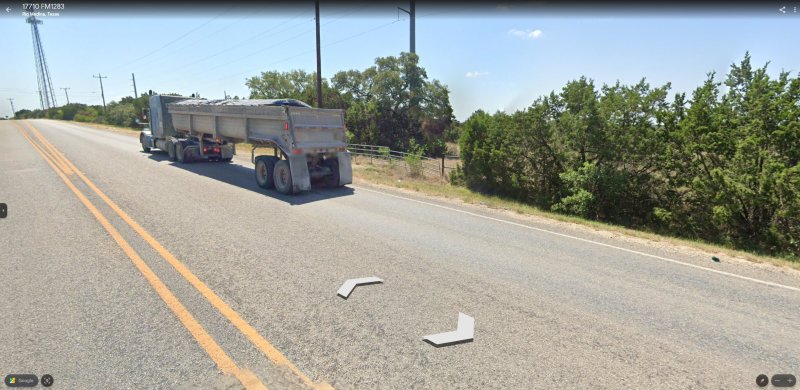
[0, 88, 40, 94]
[190, 18, 402, 93]
[106, 7, 234, 73]
[138, 6, 372, 84]
[322, 19, 400, 48]
[143, 15, 312, 80]
[129, 5, 276, 71]
[416, 5, 473, 18]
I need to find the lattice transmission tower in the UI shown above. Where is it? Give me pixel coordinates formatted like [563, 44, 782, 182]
[26, 16, 57, 109]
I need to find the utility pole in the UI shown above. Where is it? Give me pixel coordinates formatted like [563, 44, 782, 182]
[315, 0, 323, 108]
[93, 73, 107, 112]
[60, 87, 70, 104]
[8, 98, 15, 118]
[131, 73, 138, 98]
[398, 0, 415, 54]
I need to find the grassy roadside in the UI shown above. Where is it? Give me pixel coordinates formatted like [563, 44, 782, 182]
[350, 155, 800, 272]
[59, 120, 143, 136]
[54, 119, 799, 271]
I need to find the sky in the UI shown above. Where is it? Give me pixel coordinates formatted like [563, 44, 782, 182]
[0, 2, 798, 121]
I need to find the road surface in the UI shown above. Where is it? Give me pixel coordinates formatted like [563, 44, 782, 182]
[2, 119, 799, 389]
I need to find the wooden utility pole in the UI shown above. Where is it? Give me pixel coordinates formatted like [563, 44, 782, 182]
[398, 1, 415, 54]
[60, 87, 70, 104]
[131, 73, 138, 98]
[315, 0, 323, 108]
[93, 74, 107, 111]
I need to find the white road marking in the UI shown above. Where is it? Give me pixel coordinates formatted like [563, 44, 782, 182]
[422, 313, 475, 347]
[337, 276, 383, 299]
[352, 185, 800, 294]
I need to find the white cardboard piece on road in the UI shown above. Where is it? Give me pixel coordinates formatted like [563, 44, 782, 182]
[337, 276, 383, 299]
[422, 313, 474, 347]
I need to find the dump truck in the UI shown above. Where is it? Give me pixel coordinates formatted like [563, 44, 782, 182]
[139, 95, 352, 195]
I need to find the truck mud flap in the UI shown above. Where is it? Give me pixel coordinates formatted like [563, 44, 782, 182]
[337, 151, 352, 186]
[140, 131, 154, 147]
[288, 154, 312, 193]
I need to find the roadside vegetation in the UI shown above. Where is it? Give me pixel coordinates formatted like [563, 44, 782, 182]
[13, 95, 151, 128]
[14, 51, 798, 261]
[453, 53, 799, 260]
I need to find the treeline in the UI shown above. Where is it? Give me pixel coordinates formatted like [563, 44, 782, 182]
[455, 53, 800, 258]
[247, 52, 454, 156]
[15, 53, 455, 156]
[14, 95, 150, 128]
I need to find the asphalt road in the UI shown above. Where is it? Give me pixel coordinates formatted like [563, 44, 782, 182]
[2, 119, 799, 389]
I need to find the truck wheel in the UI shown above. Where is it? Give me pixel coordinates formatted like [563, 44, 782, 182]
[176, 141, 187, 163]
[140, 134, 151, 153]
[167, 141, 177, 162]
[255, 157, 277, 189]
[323, 158, 340, 187]
[273, 160, 294, 194]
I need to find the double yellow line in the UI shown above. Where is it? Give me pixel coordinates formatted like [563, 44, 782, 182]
[15, 121, 331, 390]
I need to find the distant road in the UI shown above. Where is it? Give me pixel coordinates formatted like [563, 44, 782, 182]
[2, 119, 799, 389]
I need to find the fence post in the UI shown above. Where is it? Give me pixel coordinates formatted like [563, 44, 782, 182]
[441, 155, 445, 177]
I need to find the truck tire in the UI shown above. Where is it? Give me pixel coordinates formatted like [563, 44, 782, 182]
[323, 157, 340, 187]
[255, 157, 277, 189]
[167, 141, 177, 162]
[140, 134, 151, 153]
[176, 141, 187, 163]
[273, 159, 294, 194]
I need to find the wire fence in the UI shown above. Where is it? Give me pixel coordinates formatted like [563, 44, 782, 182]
[347, 143, 459, 179]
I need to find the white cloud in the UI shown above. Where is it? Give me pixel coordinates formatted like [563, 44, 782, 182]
[508, 29, 543, 39]
[465, 71, 489, 78]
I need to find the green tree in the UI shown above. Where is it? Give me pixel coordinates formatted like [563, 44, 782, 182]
[247, 53, 454, 153]
[245, 69, 341, 109]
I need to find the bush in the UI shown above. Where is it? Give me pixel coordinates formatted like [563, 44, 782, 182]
[405, 139, 426, 177]
[74, 107, 100, 123]
[449, 165, 466, 186]
[405, 152, 423, 177]
[105, 103, 137, 127]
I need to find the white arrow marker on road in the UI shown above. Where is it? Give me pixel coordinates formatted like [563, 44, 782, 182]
[337, 276, 383, 299]
[422, 313, 474, 347]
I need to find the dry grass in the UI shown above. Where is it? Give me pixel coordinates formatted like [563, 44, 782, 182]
[351, 155, 800, 271]
[65, 121, 142, 137]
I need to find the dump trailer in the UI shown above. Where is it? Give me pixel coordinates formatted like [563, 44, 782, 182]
[139, 95, 352, 194]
